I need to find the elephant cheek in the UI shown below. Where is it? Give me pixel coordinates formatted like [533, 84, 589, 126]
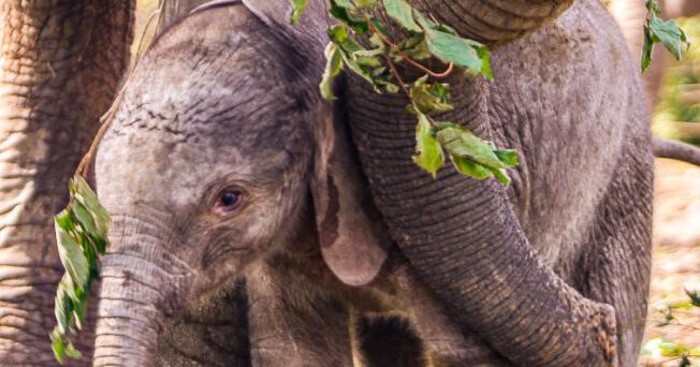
[93, 217, 192, 367]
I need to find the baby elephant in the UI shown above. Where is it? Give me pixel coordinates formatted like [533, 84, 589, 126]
[92, 2, 504, 366]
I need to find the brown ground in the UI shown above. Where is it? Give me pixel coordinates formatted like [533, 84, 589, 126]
[640, 159, 700, 366]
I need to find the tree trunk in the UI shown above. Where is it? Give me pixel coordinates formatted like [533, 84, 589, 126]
[0, 1, 134, 365]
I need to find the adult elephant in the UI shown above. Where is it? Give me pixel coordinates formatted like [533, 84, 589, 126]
[0, 1, 134, 365]
[342, 1, 651, 366]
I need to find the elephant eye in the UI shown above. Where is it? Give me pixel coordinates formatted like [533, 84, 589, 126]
[214, 189, 243, 214]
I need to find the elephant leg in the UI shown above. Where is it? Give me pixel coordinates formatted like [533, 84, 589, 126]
[246, 260, 354, 367]
[0, 1, 133, 365]
[575, 139, 654, 367]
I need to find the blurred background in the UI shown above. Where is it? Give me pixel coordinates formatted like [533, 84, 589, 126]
[133, 1, 700, 365]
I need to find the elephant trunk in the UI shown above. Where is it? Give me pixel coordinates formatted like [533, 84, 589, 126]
[412, 0, 575, 46]
[346, 68, 617, 365]
[93, 214, 187, 367]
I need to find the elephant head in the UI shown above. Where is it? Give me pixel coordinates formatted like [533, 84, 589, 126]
[91, 3, 387, 365]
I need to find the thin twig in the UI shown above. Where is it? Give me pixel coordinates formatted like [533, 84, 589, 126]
[384, 53, 410, 97]
[77, 5, 163, 177]
[368, 21, 453, 79]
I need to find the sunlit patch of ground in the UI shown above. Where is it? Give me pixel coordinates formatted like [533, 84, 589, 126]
[640, 159, 700, 366]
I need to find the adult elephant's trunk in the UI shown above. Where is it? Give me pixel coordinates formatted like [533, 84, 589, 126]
[346, 2, 619, 364]
[412, 0, 574, 46]
[347, 71, 617, 366]
[0, 1, 133, 365]
[93, 214, 186, 367]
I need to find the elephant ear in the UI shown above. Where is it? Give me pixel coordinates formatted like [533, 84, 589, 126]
[311, 106, 390, 286]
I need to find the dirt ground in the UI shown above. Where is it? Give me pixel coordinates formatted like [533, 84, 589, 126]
[639, 159, 700, 366]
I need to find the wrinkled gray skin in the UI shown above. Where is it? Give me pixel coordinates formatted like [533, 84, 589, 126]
[93, 4, 505, 366]
[0, 1, 134, 365]
[91, 0, 654, 366]
[344, 0, 651, 366]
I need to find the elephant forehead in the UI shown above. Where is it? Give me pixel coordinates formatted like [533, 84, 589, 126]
[96, 132, 240, 205]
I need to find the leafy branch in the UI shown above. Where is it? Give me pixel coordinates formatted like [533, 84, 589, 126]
[298, 0, 518, 183]
[642, 0, 691, 72]
[47, 4, 166, 361]
[50, 176, 110, 363]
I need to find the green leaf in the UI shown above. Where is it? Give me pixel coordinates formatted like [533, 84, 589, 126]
[434, 123, 517, 185]
[494, 149, 520, 167]
[55, 213, 89, 290]
[489, 168, 511, 186]
[51, 330, 66, 364]
[642, 30, 654, 72]
[328, 25, 362, 53]
[396, 34, 431, 61]
[410, 76, 453, 114]
[412, 113, 444, 176]
[475, 45, 494, 81]
[383, 0, 421, 32]
[435, 126, 512, 169]
[73, 202, 97, 239]
[290, 0, 308, 24]
[50, 329, 82, 365]
[685, 287, 700, 307]
[414, 13, 491, 77]
[54, 276, 75, 334]
[333, 0, 356, 8]
[648, 16, 690, 60]
[329, 25, 397, 93]
[329, 0, 369, 32]
[642, 0, 691, 72]
[320, 43, 344, 100]
[65, 342, 82, 360]
[71, 176, 110, 239]
[355, 0, 378, 7]
[450, 155, 492, 179]
[52, 173, 111, 363]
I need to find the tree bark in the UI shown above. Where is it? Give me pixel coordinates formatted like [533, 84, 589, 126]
[0, 1, 134, 365]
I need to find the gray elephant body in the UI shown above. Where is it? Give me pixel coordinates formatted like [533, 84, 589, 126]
[93, 4, 502, 366]
[91, 1, 652, 367]
[345, 0, 651, 366]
